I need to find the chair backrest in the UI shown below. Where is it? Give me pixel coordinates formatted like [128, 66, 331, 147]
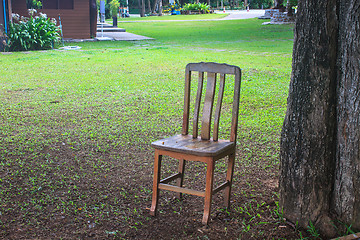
[182, 62, 241, 142]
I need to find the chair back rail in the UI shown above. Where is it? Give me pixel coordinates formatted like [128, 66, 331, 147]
[182, 62, 241, 142]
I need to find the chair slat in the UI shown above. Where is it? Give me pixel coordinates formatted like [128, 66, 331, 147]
[182, 68, 192, 135]
[230, 68, 241, 142]
[213, 74, 226, 141]
[201, 72, 217, 140]
[193, 72, 204, 138]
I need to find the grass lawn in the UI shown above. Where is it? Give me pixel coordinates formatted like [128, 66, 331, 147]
[116, 13, 228, 21]
[0, 18, 309, 239]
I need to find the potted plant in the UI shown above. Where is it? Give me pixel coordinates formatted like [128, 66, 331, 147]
[109, 0, 120, 27]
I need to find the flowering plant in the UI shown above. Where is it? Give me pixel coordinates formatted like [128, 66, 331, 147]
[6, 9, 60, 51]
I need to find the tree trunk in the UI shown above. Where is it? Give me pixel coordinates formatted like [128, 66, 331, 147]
[152, 0, 156, 14]
[158, 0, 162, 16]
[141, 0, 145, 17]
[138, 0, 144, 17]
[152, 0, 161, 15]
[89, 0, 97, 38]
[333, 0, 360, 230]
[286, 1, 293, 16]
[280, 0, 360, 237]
[147, 0, 152, 15]
[274, 0, 283, 9]
[112, 16, 118, 27]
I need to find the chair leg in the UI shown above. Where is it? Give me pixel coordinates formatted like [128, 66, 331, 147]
[150, 152, 162, 216]
[224, 153, 235, 209]
[202, 159, 215, 225]
[176, 159, 186, 199]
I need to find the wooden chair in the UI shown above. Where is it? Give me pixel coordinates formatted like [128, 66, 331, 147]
[149, 62, 242, 224]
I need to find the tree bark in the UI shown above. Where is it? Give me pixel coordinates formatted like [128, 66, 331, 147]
[89, 0, 97, 38]
[334, 0, 360, 230]
[280, 0, 360, 237]
[274, 0, 283, 9]
[147, 0, 152, 15]
[152, 0, 156, 14]
[157, 0, 162, 16]
[286, 1, 293, 16]
[138, 0, 144, 17]
[152, 0, 161, 15]
[280, 0, 338, 236]
[141, 0, 145, 17]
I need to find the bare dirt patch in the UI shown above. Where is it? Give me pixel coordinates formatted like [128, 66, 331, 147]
[0, 140, 312, 239]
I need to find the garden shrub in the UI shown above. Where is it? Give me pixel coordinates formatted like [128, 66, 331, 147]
[182, 2, 209, 12]
[6, 10, 60, 52]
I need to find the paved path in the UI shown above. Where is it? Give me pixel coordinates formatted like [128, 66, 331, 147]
[96, 31, 153, 41]
[217, 10, 265, 20]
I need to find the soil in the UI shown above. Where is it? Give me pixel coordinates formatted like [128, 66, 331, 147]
[0, 141, 313, 240]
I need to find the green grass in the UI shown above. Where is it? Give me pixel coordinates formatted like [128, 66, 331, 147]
[116, 13, 228, 21]
[0, 18, 297, 239]
[107, 18, 293, 53]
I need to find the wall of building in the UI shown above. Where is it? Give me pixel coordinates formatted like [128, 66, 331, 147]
[0, 2, 4, 27]
[11, 0, 91, 39]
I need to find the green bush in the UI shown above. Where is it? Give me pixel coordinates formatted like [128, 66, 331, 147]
[26, 0, 42, 9]
[182, 2, 209, 11]
[6, 10, 60, 51]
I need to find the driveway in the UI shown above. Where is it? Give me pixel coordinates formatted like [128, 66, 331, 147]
[216, 9, 265, 20]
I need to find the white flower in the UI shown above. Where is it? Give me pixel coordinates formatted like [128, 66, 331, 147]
[28, 8, 37, 16]
[39, 12, 47, 19]
[51, 18, 57, 24]
[11, 13, 20, 21]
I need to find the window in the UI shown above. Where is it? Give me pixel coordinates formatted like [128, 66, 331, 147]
[26, 0, 74, 9]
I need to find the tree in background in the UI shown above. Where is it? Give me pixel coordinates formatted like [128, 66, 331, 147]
[109, 0, 120, 25]
[249, 0, 273, 9]
[26, 0, 42, 9]
[273, 0, 283, 9]
[284, 0, 297, 16]
[280, 0, 360, 238]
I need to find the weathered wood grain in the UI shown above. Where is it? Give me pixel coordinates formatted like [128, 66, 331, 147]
[201, 72, 217, 140]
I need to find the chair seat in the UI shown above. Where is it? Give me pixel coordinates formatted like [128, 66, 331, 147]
[151, 134, 235, 157]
